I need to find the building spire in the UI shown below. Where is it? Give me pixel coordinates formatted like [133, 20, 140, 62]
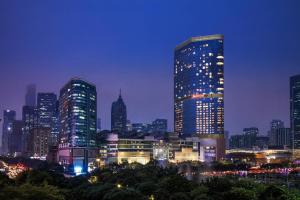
[119, 88, 122, 98]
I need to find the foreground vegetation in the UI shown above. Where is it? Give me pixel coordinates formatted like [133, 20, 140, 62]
[0, 161, 300, 200]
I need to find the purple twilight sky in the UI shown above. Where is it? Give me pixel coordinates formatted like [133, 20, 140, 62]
[0, 0, 300, 136]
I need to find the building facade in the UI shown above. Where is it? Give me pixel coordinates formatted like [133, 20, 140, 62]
[29, 127, 51, 158]
[268, 120, 285, 146]
[22, 106, 38, 155]
[290, 75, 300, 149]
[174, 34, 224, 136]
[152, 119, 167, 133]
[58, 78, 97, 174]
[111, 92, 127, 133]
[25, 84, 36, 107]
[1, 110, 16, 155]
[59, 78, 97, 147]
[8, 120, 24, 156]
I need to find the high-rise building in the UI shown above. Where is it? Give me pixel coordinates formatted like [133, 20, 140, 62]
[152, 119, 167, 133]
[59, 78, 97, 147]
[97, 118, 101, 132]
[37, 93, 59, 145]
[174, 34, 224, 136]
[58, 78, 98, 174]
[25, 84, 36, 107]
[111, 91, 127, 133]
[268, 120, 285, 146]
[290, 75, 300, 149]
[1, 110, 16, 155]
[229, 135, 244, 149]
[22, 106, 38, 154]
[243, 127, 259, 149]
[29, 127, 51, 158]
[275, 128, 291, 147]
[8, 120, 24, 155]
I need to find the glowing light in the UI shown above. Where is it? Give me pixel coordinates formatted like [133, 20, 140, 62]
[117, 184, 122, 188]
[74, 166, 82, 175]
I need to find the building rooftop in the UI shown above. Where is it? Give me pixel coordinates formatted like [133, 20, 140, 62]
[175, 34, 224, 50]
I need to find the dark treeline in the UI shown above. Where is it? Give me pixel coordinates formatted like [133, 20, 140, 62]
[0, 161, 300, 200]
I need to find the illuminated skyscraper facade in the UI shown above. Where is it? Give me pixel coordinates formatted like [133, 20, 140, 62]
[111, 92, 127, 133]
[59, 78, 97, 147]
[174, 34, 224, 136]
[1, 110, 16, 155]
[291, 75, 300, 149]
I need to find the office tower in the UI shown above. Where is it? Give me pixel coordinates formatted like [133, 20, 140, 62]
[224, 130, 229, 149]
[111, 91, 127, 133]
[58, 78, 98, 174]
[290, 75, 300, 149]
[174, 34, 224, 136]
[8, 120, 24, 156]
[255, 136, 269, 149]
[97, 118, 101, 132]
[152, 119, 168, 133]
[268, 120, 285, 146]
[59, 78, 97, 147]
[37, 93, 59, 145]
[126, 120, 133, 132]
[275, 128, 291, 147]
[243, 127, 259, 149]
[229, 135, 244, 149]
[22, 106, 38, 154]
[29, 127, 51, 158]
[1, 110, 16, 155]
[25, 84, 36, 107]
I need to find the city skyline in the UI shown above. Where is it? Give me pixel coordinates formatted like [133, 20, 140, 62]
[0, 1, 300, 135]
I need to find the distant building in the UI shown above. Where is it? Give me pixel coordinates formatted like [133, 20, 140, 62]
[97, 118, 101, 132]
[275, 128, 291, 147]
[224, 130, 229, 149]
[152, 119, 167, 133]
[1, 110, 16, 155]
[174, 34, 224, 137]
[243, 127, 259, 149]
[8, 120, 24, 156]
[268, 120, 285, 146]
[22, 106, 38, 155]
[290, 75, 300, 149]
[111, 91, 127, 133]
[255, 136, 269, 149]
[29, 127, 51, 158]
[25, 84, 36, 107]
[37, 93, 59, 145]
[229, 135, 244, 149]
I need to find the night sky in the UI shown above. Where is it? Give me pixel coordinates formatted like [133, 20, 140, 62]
[0, 0, 300, 135]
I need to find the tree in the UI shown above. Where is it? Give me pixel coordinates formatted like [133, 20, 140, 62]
[224, 187, 256, 200]
[103, 188, 146, 200]
[170, 192, 190, 200]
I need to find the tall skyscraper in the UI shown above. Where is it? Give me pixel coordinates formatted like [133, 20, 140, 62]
[37, 93, 57, 127]
[37, 93, 59, 145]
[22, 106, 38, 154]
[111, 91, 127, 133]
[268, 120, 285, 146]
[243, 127, 258, 149]
[25, 84, 36, 107]
[97, 118, 101, 132]
[174, 34, 224, 136]
[59, 78, 97, 147]
[152, 119, 167, 133]
[8, 120, 24, 155]
[291, 75, 300, 149]
[1, 110, 16, 155]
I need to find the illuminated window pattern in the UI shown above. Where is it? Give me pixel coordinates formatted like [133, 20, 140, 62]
[59, 78, 97, 147]
[174, 35, 224, 136]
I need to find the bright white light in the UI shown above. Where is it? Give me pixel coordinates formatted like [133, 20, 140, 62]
[74, 166, 82, 175]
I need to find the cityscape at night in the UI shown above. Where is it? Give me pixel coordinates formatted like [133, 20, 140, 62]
[0, 1, 300, 200]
